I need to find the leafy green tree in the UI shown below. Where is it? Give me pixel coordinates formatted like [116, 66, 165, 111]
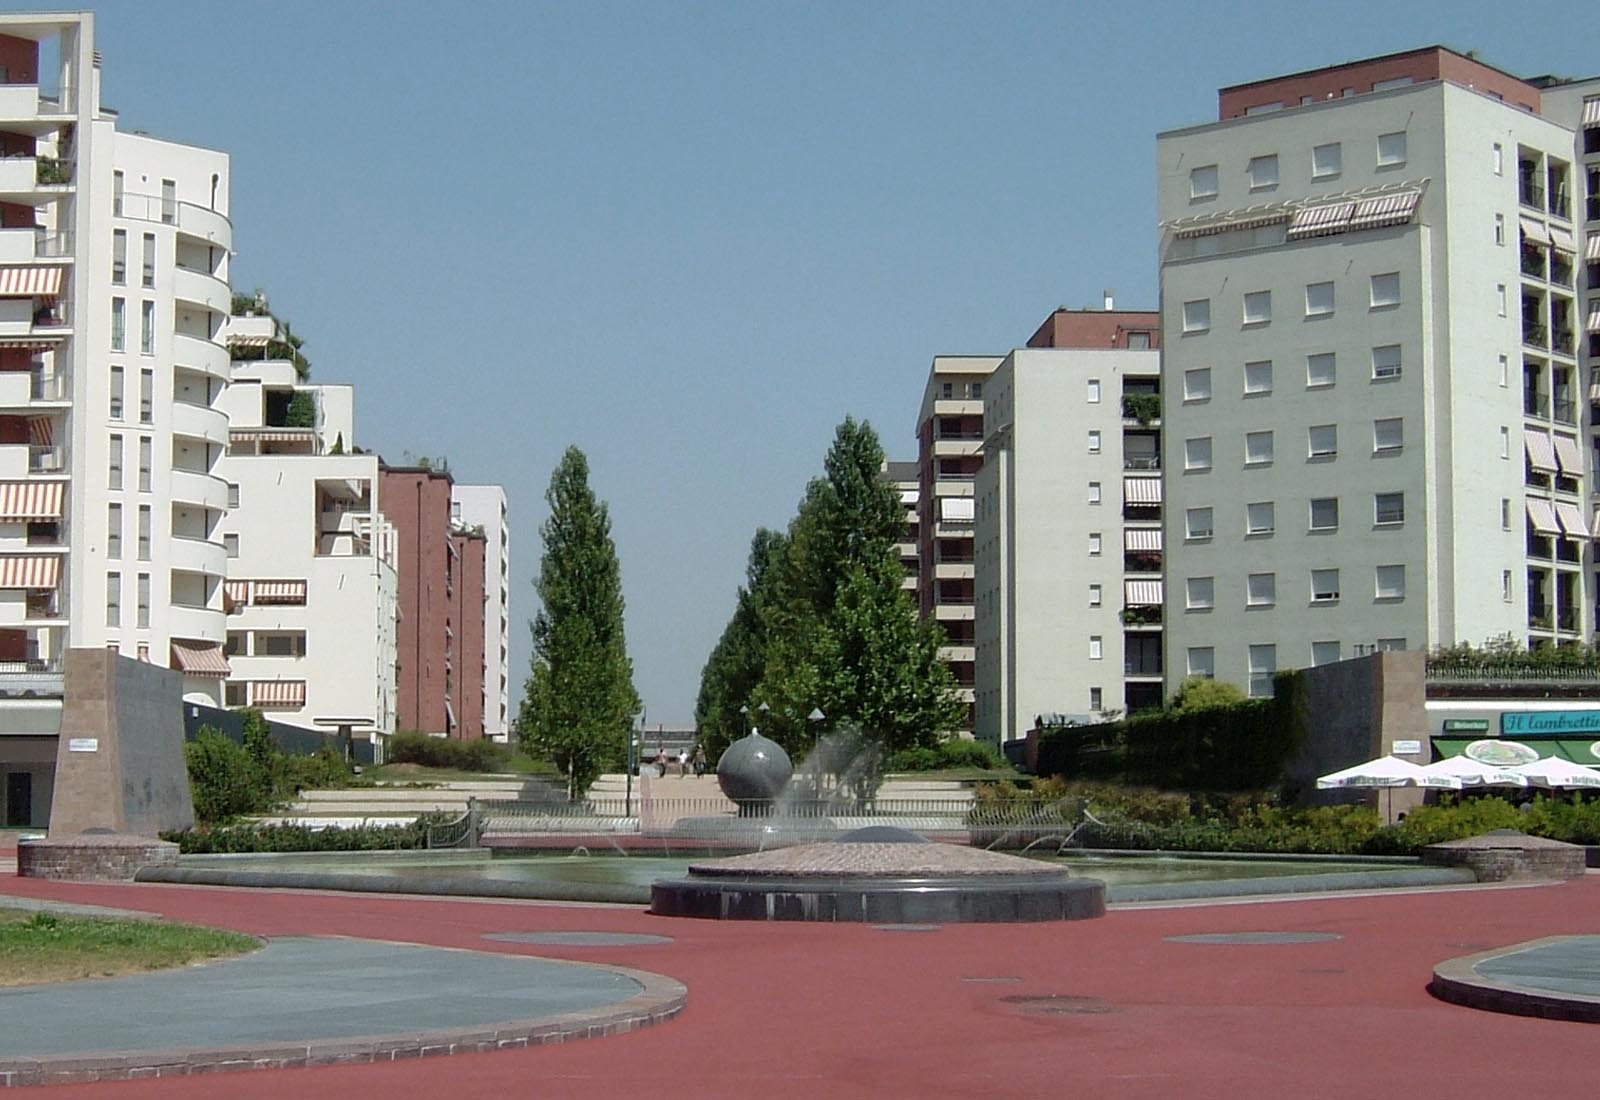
[284, 390, 316, 428]
[518, 447, 640, 798]
[1168, 676, 1247, 715]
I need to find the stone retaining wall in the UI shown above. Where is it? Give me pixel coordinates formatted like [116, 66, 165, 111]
[1421, 834, 1586, 882]
[18, 835, 178, 881]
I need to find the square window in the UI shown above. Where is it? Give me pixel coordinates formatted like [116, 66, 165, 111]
[1245, 430, 1274, 465]
[1187, 646, 1215, 677]
[1247, 572, 1276, 606]
[1375, 565, 1406, 600]
[1310, 497, 1340, 531]
[1372, 345, 1402, 379]
[1242, 290, 1272, 325]
[1190, 164, 1219, 199]
[1375, 492, 1405, 525]
[1248, 154, 1278, 190]
[1186, 507, 1214, 540]
[1185, 437, 1213, 471]
[1370, 272, 1400, 308]
[1182, 299, 1211, 333]
[1308, 424, 1337, 459]
[1244, 360, 1273, 394]
[1312, 569, 1340, 603]
[1312, 640, 1341, 666]
[1373, 418, 1403, 453]
[1306, 352, 1336, 388]
[1183, 367, 1212, 401]
[1246, 501, 1274, 535]
[1087, 430, 1101, 454]
[1377, 131, 1407, 166]
[1186, 576, 1214, 610]
[1305, 281, 1334, 317]
[1312, 142, 1342, 179]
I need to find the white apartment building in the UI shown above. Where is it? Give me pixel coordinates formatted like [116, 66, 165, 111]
[1157, 48, 1593, 698]
[973, 347, 1164, 745]
[450, 483, 510, 741]
[884, 459, 920, 603]
[215, 311, 399, 742]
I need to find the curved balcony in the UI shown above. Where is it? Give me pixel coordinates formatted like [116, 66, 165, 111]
[170, 468, 230, 513]
[168, 602, 224, 646]
[170, 400, 229, 448]
[174, 201, 232, 251]
[169, 535, 228, 579]
[172, 332, 230, 380]
[171, 265, 230, 314]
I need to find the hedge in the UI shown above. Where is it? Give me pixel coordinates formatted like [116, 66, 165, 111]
[163, 816, 448, 854]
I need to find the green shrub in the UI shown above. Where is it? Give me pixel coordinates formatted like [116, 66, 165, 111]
[386, 731, 509, 773]
[163, 815, 448, 854]
[184, 727, 272, 824]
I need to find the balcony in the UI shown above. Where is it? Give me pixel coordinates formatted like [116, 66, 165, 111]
[1552, 328, 1575, 357]
[0, 658, 63, 699]
[1528, 603, 1552, 631]
[169, 535, 228, 579]
[1524, 390, 1549, 418]
[1124, 552, 1163, 574]
[168, 602, 225, 645]
[1521, 247, 1546, 279]
[170, 400, 229, 447]
[934, 561, 974, 581]
[0, 156, 41, 200]
[934, 603, 975, 621]
[1122, 605, 1163, 626]
[172, 265, 230, 314]
[1523, 321, 1548, 349]
[170, 468, 229, 512]
[1553, 398, 1578, 425]
[1519, 177, 1545, 210]
[1121, 394, 1161, 425]
[1123, 455, 1161, 471]
[116, 193, 234, 251]
[27, 445, 64, 474]
[938, 644, 976, 664]
[932, 435, 982, 457]
[172, 332, 230, 379]
[1558, 606, 1581, 633]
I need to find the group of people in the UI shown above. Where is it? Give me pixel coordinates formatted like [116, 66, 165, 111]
[651, 745, 708, 778]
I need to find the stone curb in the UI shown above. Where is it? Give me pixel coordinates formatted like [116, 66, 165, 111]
[1428, 936, 1600, 1024]
[0, 961, 685, 1087]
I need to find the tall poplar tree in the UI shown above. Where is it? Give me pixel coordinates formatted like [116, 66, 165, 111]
[519, 447, 639, 798]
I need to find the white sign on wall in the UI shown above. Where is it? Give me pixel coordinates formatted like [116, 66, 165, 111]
[66, 738, 99, 753]
[1391, 740, 1423, 755]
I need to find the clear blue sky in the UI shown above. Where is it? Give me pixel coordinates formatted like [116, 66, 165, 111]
[75, 0, 1597, 725]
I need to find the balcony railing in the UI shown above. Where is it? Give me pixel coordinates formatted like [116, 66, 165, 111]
[32, 229, 71, 258]
[0, 658, 64, 698]
[1524, 390, 1549, 417]
[28, 445, 64, 473]
[1426, 660, 1600, 685]
[1123, 456, 1161, 471]
[1553, 398, 1577, 425]
[1523, 321, 1549, 348]
[1519, 178, 1545, 209]
[1521, 249, 1546, 278]
[1121, 605, 1163, 625]
[34, 156, 72, 186]
[1558, 607, 1580, 632]
[1549, 189, 1571, 221]
[1552, 329, 1575, 356]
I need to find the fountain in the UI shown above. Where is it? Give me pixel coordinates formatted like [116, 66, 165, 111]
[667, 729, 840, 848]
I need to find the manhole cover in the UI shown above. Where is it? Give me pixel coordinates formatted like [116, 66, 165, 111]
[1001, 994, 1117, 1016]
[483, 932, 673, 946]
[872, 924, 943, 933]
[1165, 931, 1342, 945]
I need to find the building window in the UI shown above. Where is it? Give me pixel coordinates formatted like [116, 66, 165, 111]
[225, 681, 247, 706]
[1494, 213, 1505, 246]
[1190, 164, 1219, 199]
[1086, 378, 1101, 403]
[1242, 290, 1272, 325]
[969, 381, 982, 400]
[1187, 647, 1215, 678]
[1306, 352, 1336, 388]
[1502, 569, 1514, 602]
[1245, 430, 1274, 465]
[139, 368, 153, 424]
[111, 297, 126, 352]
[225, 632, 246, 657]
[1496, 284, 1506, 316]
[227, 483, 240, 508]
[1372, 345, 1402, 380]
[1089, 636, 1103, 660]
[112, 230, 126, 284]
[1493, 142, 1503, 175]
[1183, 367, 1211, 401]
[141, 233, 155, 288]
[1089, 583, 1102, 607]
[1089, 687, 1103, 712]
[1309, 497, 1340, 531]
[940, 382, 953, 399]
[108, 434, 123, 490]
[1312, 569, 1340, 603]
[1312, 641, 1341, 666]
[1087, 430, 1101, 454]
[137, 505, 151, 561]
[1246, 501, 1274, 535]
[1374, 492, 1405, 525]
[1247, 154, 1278, 190]
[1305, 281, 1334, 317]
[1307, 424, 1337, 459]
[1186, 507, 1214, 540]
[1182, 299, 1210, 333]
[113, 169, 124, 214]
[160, 178, 176, 223]
[1373, 418, 1403, 453]
[107, 503, 122, 559]
[136, 573, 150, 629]
[1244, 360, 1273, 395]
[109, 366, 124, 420]
[1501, 498, 1511, 530]
[1127, 331, 1151, 349]
[1247, 572, 1276, 607]
[1499, 426, 1510, 459]
[1375, 564, 1407, 600]
[224, 533, 239, 558]
[1370, 272, 1401, 308]
[1088, 532, 1101, 556]
[138, 436, 152, 492]
[1088, 481, 1101, 504]
[106, 572, 120, 628]
[1312, 142, 1342, 179]
[1185, 437, 1213, 471]
[140, 300, 155, 355]
[1248, 644, 1277, 697]
[1377, 131, 1407, 167]
[1498, 354, 1508, 388]
[1186, 576, 1214, 610]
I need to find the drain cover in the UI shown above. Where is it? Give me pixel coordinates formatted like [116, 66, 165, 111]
[1165, 931, 1342, 945]
[483, 932, 673, 946]
[1001, 994, 1117, 1016]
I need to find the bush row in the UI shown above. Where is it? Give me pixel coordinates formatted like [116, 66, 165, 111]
[888, 739, 1008, 772]
[184, 718, 352, 824]
[385, 731, 509, 773]
[163, 816, 448, 854]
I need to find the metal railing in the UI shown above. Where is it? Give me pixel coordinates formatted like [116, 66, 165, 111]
[0, 658, 64, 698]
[1426, 662, 1599, 683]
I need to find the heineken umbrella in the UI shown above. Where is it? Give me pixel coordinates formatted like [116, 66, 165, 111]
[1508, 756, 1600, 789]
[1316, 756, 1459, 789]
[1415, 756, 1528, 788]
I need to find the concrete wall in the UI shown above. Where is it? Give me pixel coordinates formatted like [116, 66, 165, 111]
[1286, 650, 1427, 812]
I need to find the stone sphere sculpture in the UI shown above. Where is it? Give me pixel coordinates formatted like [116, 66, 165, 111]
[716, 730, 793, 809]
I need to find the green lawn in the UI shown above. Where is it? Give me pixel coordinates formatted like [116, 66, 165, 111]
[0, 909, 259, 987]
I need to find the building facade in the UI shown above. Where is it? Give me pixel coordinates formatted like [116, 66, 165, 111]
[451, 483, 510, 741]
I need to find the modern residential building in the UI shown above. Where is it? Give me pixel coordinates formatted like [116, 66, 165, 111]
[972, 308, 1163, 747]
[1157, 46, 1595, 698]
[215, 307, 399, 744]
[884, 459, 920, 603]
[451, 483, 511, 742]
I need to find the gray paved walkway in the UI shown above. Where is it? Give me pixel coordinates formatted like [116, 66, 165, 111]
[0, 937, 649, 1057]
[1431, 935, 1600, 1022]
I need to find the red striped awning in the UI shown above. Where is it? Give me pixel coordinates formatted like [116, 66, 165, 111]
[1123, 477, 1162, 504]
[170, 640, 231, 677]
[1348, 191, 1420, 231]
[252, 580, 307, 603]
[226, 334, 271, 347]
[252, 680, 306, 707]
[27, 416, 52, 446]
[0, 555, 60, 588]
[1583, 97, 1600, 126]
[1173, 212, 1290, 239]
[1124, 528, 1163, 551]
[1124, 579, 1164, 606]
[230, 429, 314, 442]
[1286, 202, 1355, 239]
[224, 580, 250, 603]
[0, 337, 62, 350]
[0, 266, 64, 298]
[0, 481, 63, 520]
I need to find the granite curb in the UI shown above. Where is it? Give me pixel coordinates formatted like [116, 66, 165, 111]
[1429, 935, 1600, 1024]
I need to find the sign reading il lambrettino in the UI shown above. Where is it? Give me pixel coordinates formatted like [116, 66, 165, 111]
[1501, 711, 1600, 735]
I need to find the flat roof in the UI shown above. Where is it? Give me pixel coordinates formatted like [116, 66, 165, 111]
[1218, 44, 1528, 95]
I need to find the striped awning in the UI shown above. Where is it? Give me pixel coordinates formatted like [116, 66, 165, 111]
[1583, 96, 1600, 126]
[1520, 216, 1551, 246]
[230, 428, 314, 442]
[1124, 579, 1164, 606]
[1123, 477, 1162, 504]
[1286, 202, 1355, 239]
[0, 266, 64, 298]
[1524, 429, 1558, 473]
[1587, 301, 1600, 334]
[170, 640, 231, 678]
[0, 337, 62, 350]
[1173, 212, 1290, 239]
[1348, 191, 1420, 231]
[1124, 528, 1163, 551]
[252, 579, 307, 603]
[27, 416, 51, 446]
[938, 497, 974, 524]
[252, 680, 306, 707]
[0, 555, 60, 588]
[224, 580, 250, 603]
[1526, 498, 1560, 536]
[1553, 434, 1585, 475]
[1555, 501, 1591, 540]
[226, 334, 270, 348]
[1549, 225, 1576, 255]
[1589, 234, 1600, 263]
[0, 481, 63, 520]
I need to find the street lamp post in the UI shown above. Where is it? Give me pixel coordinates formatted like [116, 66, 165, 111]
[809, 708, 825, 799]
[625, 706, 644, 819]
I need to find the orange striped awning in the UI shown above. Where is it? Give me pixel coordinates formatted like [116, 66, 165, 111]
[224, 580, 250, 603]
[27, 416, 52, 446]
[252, 680, 306, 707]
[0, 481, 63, 520]
[0, 555, 60, 588]
[170, 640, 231, 678]
[0, 266, 64, 298]
[252, 580, 307, 603]
[1348, 191, 1420, 231]
[1286, 202, 1355, 239]
[226, 334, 271, 347]
[0, 337, 62, 350]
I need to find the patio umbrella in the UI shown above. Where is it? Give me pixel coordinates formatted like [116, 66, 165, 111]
[1507, 756, 1600, 789]
[1316, 755, 1455, 789]
[1415, 756, 1528, 788]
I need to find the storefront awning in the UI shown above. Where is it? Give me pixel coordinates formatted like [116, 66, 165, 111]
[1556, 501, 1590, 539]
[1348, 191, 1420, 231]
[1525, 498, 1559, 536]
[1124, 527, 1163, 551]
[1286, 202, 1355, 239]
[1124, 579, 1163, 606]
[0, 266, 64, 298]
[1433, 737, 1599, 765]
[170, 641, 231, 678]
[252, 680, 306, 707]
[1123, 477, 1162, 504]
[0, 480, 63, 520]
[1524, 429, 1558, 473]
[0, 554, 60, 588]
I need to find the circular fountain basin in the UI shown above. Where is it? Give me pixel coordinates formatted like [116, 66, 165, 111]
[649, 826, 1105, 923]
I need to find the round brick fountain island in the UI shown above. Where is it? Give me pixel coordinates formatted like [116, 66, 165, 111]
[650, 825, 1105, 923]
